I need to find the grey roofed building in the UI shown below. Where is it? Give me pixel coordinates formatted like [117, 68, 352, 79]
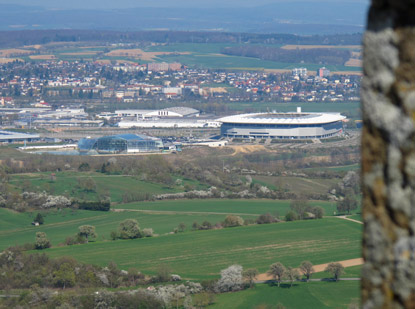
[218, 108, 346, 140]
[0, 130, 40, 143]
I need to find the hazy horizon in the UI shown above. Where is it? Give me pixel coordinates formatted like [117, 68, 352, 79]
[0, 0, 369, 9]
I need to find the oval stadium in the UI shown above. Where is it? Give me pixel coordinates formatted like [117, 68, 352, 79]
[218, 108, 346, 140]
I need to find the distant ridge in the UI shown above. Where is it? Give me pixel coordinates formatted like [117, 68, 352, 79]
[0, 2, 368, 34]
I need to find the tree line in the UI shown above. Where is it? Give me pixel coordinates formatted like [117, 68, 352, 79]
[0, 30, 362, 48]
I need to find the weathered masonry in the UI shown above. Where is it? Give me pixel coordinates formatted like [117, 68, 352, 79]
[362, 1, 415, 308]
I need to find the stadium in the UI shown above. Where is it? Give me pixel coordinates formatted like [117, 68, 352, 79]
[218, 108, 346, 140]
[78, 134, 163, 154]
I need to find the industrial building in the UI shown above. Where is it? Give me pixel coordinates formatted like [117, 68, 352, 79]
[78, 134, 163, 154]
[0, 130, 40, 143]
[219, 108, 346, 140]
[114, 107, 200, 119]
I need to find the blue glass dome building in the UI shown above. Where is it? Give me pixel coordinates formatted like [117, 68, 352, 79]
[78, 134, 163, 154]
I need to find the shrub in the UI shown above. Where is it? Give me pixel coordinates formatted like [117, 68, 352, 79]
[256, 213, 276, 224]
[285, 211, 298, 221]
[142, 228, 154, 237]
[74, 199, 110, 211]
[110, 231, 118, 240]
[199, 221, 213, 230]
[35, 232, 51, 249]
[224, 215, 244, 227]
[310, 206, 324, 219]
[118, 219, 141, 239]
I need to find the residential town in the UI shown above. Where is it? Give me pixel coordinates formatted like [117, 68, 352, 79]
[0, 60, 361, 109]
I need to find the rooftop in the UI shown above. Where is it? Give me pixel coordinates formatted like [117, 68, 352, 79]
[218, 112, 346, 125]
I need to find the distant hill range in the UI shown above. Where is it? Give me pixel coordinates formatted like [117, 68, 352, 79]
[0, 2, 367, 34]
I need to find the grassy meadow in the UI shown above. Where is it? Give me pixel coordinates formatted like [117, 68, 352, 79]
[0, 199, 340, 251]
[40, 217, 361, 280]
[210, 281, 360, 309]
[8, 171, 207, 203]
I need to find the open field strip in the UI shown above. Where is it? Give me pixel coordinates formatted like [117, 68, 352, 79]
[113, 199, 337, 216]
[211, 281, 360, 309]
[42, 218, 361, 280]
[113, 208, 260, 217]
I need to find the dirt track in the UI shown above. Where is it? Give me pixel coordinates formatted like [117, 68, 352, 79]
[256, 258, 363, 281]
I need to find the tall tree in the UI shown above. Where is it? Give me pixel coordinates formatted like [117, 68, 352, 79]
[267, 262, 286, 287]
[290, 199, 309, 220]
[243, 268, 259, 288]
[299, 261, 314, 282]
[336, 188, 358, 214]
[325, 263, 344, 282]
[285, 267, 300, 287]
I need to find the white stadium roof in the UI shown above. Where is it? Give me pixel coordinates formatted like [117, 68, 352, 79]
[218, 112, 346, 125]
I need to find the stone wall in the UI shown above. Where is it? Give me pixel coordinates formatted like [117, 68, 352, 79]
[362, 1, 415, 308]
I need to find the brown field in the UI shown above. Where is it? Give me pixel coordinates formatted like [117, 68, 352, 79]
[331, 71, 362, 76]
[281, 45, 361, 50]
[24, 44, 43, 50]
[0, 48, 33, 57]
[345, 58, 363, 67]
[105, 49, 189, 61]
[29, 55, 56, 60]
[229, 145, 270, 155]
[264, 69, 291, 74]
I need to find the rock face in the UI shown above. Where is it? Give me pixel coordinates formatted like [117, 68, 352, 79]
[362, 1, 415, 308]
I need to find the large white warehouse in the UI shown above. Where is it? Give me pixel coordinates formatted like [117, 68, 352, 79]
[219, 108, 346, 140]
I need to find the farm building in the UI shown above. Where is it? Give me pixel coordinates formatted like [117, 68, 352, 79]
[218, 108, 346, 140]
[78, 134, 163, 154]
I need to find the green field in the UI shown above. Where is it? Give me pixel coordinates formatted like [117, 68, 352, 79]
[253, 176, 339, 199]
[302, 164, 360, 173]
[312, 264, 362, 279]
[8, 171, 207, 203]
[113, 199, 336, 217]
[156, 53, 359, 72]
[144, 42, 361, 72]
[0, 199, 339, 250]
[41, 218, 361, 280]
[210, 281, 359, 309]
[0, 206, 240, 250]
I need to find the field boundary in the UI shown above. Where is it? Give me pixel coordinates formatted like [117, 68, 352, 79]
[256, 258, 363, 281]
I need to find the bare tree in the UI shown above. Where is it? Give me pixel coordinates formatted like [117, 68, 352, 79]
[299, 261, 314, 282]
[285, 267, 300, 287]
[325, 263, 344, 282]
[267, 262, 286, 287]
[243, 268, 259, 288]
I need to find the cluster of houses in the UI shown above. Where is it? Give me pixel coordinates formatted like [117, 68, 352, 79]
[0, 59, 361, 105]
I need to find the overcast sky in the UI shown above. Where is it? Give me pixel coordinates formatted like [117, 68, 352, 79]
[0, 0, 370, 9]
